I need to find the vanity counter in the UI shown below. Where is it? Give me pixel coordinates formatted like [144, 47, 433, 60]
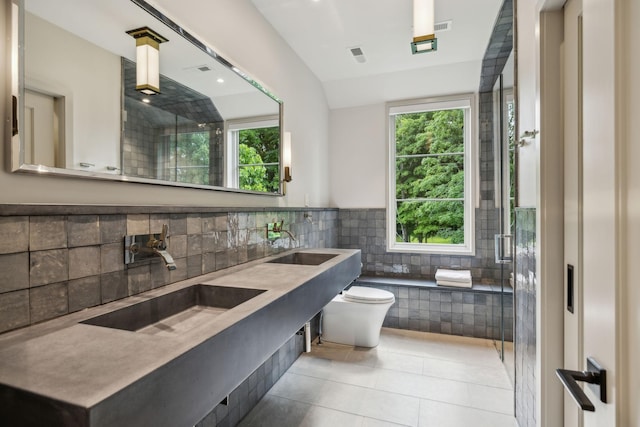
[0, 248, 361, 427]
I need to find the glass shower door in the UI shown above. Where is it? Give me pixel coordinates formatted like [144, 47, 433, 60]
[493, 59, 516, 385]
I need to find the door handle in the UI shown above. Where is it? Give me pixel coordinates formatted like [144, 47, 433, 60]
[556, 357, 606, 412]
[494, 234, 513, 264]
[12, 95, 19, 136]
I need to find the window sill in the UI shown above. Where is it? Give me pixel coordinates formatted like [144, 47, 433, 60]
[388, 243, 475, 257]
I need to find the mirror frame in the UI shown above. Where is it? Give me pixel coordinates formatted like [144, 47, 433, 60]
[8, 0, 285, 196]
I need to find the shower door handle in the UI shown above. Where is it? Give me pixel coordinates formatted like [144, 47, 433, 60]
[556, 357, 606, 412]
[494, 234, 513, 264]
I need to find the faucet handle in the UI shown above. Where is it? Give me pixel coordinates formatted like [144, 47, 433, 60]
[158, 224, 169, 249]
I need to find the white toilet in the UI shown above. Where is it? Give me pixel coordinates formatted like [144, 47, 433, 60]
[321, 286, 395, 347]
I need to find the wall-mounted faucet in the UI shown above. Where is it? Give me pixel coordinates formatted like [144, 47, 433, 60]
[266, 219, 297, 247]
[125, 224, 177, 270]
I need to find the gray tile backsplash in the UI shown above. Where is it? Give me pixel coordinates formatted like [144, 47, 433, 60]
[0, 208, 337, 334]
[0, 252, 29, 293]
[68, 215, 101, 247]
[30, 216, 67, 251]
[0, 290, 29, 331]
[0, 217, 29, 254]
[68, 276, 101, 313]
[29, 282, 68, 324]
[69, 246, 101, 280]
[29, 249, 69, 287]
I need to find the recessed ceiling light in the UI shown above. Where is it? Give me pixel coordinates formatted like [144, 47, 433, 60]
[142, 98, 151, 103]
[348, 46, 366, 63]
[217, 78, 224, 83]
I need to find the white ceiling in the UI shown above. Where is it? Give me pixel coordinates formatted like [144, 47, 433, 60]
[251, 0, 504, 107]
[26, 0, 279, 119]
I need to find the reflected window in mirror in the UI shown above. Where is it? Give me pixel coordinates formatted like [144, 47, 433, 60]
[227, 119, 280, 193]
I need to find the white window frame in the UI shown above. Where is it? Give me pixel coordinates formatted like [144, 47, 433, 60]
[225, 116, 279, 189]
[387, 93, 477, 255]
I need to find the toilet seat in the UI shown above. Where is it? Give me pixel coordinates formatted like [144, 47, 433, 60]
[342, 286, 395, 304]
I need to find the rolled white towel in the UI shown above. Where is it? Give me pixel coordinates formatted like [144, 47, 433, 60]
[437, 279, 473, 288]
[435, 268, 472, 284]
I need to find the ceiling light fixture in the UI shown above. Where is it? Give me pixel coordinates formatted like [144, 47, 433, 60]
[126, 27, 168, 95]
[411, 0, 437, 54]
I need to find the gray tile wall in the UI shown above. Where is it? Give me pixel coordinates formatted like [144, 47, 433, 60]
[354, 280, 512, 341]
[0, 209, 337, 334]
[339, 208, 501, 283]
[122, 98, 157, 178]
[514, 208, 537, 427]
[196, 332, 305, 427]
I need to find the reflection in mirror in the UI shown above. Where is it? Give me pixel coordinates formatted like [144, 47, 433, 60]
[13, 0, 283, 194]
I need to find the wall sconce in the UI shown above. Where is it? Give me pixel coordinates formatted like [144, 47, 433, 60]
[411, 0, 438, 54]
[282, 132, 292, 193]
[126, 27, 168, 95]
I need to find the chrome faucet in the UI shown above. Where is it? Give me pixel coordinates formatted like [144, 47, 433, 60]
[126, 224, 177, 270]
[279, 229, 297, 245]
[267, 219, 298, 248]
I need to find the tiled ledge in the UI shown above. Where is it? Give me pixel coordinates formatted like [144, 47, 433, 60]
[353, 275, 513, 341]
[355, 275, 513, 294]
[0, 204, 336, 216]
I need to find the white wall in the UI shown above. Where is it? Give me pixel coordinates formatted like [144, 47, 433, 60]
[26, 12, 121, 171]
[324, 60, 482, 110]
[329, 104, 386, 208]
[623, 1, 640, 423]
[515, 0, 539, 209]
[327, 60, 481, 209]
[1, 0, 329, 207]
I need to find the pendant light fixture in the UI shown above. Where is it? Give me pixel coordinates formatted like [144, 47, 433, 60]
[126, 27, 168, 95]
[411, 0, 437, 54]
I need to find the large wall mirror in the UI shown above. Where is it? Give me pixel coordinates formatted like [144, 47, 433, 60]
[9, 0, 284, 195]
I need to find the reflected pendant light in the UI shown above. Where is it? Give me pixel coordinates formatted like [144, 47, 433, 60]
[411, 0, 437, 54]
[126, 27, 168, 95]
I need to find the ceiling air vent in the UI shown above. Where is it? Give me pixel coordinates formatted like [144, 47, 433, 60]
[435, 20, 452, 32]
[183, 64, 214, 73]
[349, 46, 366, 63]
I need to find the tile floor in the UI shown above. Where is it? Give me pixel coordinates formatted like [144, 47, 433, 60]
[239, 328, 517, 427]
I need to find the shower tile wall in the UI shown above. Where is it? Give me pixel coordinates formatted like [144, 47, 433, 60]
[122, 99, 157, 178]
[514, 208, 537, 427]
[0, 208, 337, 334]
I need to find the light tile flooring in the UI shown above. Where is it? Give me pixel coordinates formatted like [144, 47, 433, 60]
[239, 328, 516, 427]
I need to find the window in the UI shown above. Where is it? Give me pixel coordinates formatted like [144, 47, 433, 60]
[387, 94, 476, 255]
[166, 131, 210, 185]
[227, 118, 280, 193]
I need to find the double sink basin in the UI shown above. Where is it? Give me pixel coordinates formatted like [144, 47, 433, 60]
[81, 252, 339, 335]
[0, 249, 358, 427]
